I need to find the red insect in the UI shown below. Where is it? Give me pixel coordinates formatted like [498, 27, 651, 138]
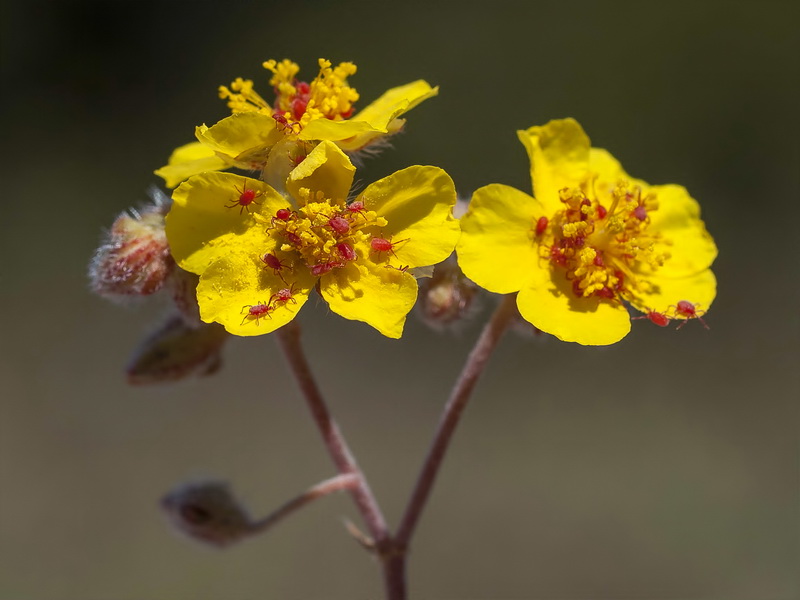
[346, 200, 368, 220]
[633, 309, 671, 327]
[240, 302, 273, 326]
[261, 252, 292, 283]
[670, 300, 710, 330]
[310, 261, 344, 277]
[535, 216, 548, 236]
[272, 112, 300, 134]
[336, 241, 357, 262]
[596, 204, 608, 219]
[270, 208, 294, 228]
[268, 283, 299, 309]
[370, 235, 408, 259]
[226, 180, 264, 214]
[328, 216, 351, 235]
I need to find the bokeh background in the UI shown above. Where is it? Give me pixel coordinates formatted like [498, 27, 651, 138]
[2, 1, 798, 598]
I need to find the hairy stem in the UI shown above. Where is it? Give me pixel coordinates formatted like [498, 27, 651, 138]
[395, 294, 517, 547]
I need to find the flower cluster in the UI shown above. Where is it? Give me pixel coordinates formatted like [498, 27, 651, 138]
[92, 57, 718, 354]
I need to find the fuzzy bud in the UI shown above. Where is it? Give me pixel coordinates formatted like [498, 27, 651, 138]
[161, 481, 254, 548]
[127, 315, 228, 385]
[416, 256, 481, 332]
[89, 201, 172, 299]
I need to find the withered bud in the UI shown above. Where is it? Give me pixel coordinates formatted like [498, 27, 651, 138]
[416, 256, 481, 332]
[89, 196, 172, 299]
[161, 481, 254, 548]
[127, 315, 228, 385]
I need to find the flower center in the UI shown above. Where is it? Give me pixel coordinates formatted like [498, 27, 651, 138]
[258, 194, 387, 278]
[266, 58, 359, 127]
[537, 181, 670, 300]
[218, 58, 360, 130]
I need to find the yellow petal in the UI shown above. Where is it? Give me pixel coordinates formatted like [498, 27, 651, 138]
[320, 261, 418, 338]
[298, 118, 379, 143]
[299, 81, 437, 148]
[517, 263, 632, 345]
[629, 269, 717, 317]
[154, 142, 231, 188]
[358, 166, 459, 268]
[195, 112, 283, 167]
[286, 140, 355, 205]
[517, 118, 591, 212]
[355, 80, 438, 126]
[457, 184, 543, 294]
[336, 81, 438, 152]
[166, 173, 288, 274]
[647, 184, 718, 276]
[196, 250, 315, 337]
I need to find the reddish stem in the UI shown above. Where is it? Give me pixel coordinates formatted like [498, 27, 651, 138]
[276, 322, 391, 552]
[395, 294, 517, 547]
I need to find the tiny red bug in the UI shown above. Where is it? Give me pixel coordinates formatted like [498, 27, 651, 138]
[346, 200, 368, 220]
[633, 310, 671, 327]
[328, 216, 351, 235]
[670, 300, 710, 330]
[336, 241, 357, 262]
[535, 216, 548, 236]
[268, 283, 299, 309]
[261, 252, 292, 283]
[370, 235, 408, 260]
[226, 180, 264, 214]
[310, 261, 344, 277]
[240, 301, 273, 326]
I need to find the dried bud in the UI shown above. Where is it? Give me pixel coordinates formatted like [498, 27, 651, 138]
[161, 481, 254, 548]
[416, 256, 481, 332]
[89, 197, 172, 299]
[127, 315, 228, 385]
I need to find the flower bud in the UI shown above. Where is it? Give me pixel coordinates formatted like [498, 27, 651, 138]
[161, 481, 254, 548]
[416, 256, 481, 332]
[127, 315, 228, 385]
[89, 200, 172, 299]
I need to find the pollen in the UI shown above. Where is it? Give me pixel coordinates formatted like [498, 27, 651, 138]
[218, 77, 271, 114]
[259, 58, 360, 129]
[539, 180, 668, 302]
[260, 196, 388, 280]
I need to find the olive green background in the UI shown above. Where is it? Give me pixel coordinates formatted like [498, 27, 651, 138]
[1, 1, 798, 598]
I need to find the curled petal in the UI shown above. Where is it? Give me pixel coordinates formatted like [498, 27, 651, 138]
[195, 112, 283, 167]
[155, 142, 231, 188]
[286, 141, 355, 205]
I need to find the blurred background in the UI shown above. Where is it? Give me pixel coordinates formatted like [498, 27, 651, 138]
[1, 1, 798, 598]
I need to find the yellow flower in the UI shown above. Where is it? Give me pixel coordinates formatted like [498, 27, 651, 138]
[457, 118, 717, 345]
[155, 58, 438, 188]
[165, 141, 459, 338]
